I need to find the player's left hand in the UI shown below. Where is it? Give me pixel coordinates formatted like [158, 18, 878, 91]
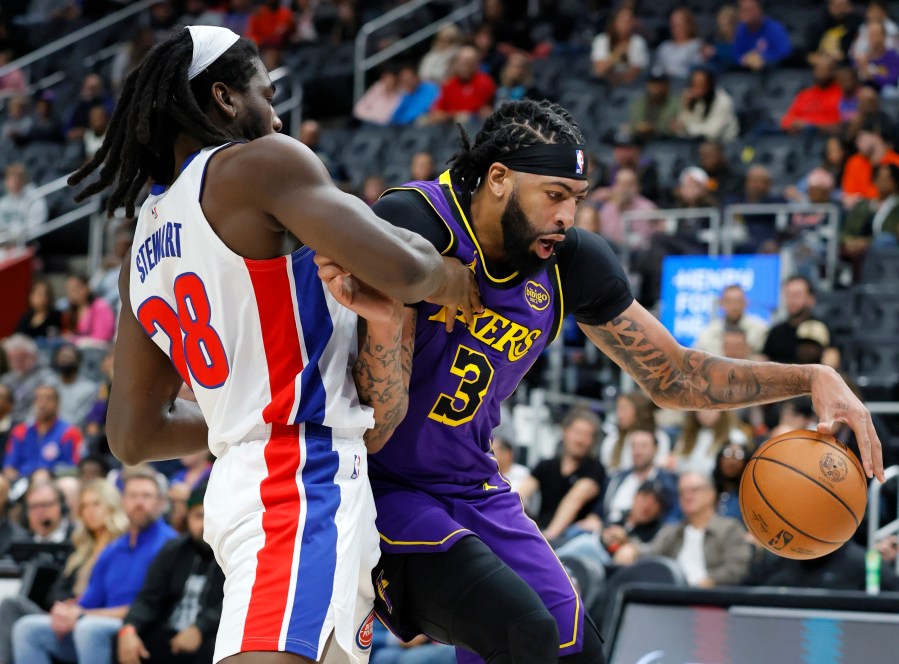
[811, 365, 885, 482]
[315, 254, 403, 325]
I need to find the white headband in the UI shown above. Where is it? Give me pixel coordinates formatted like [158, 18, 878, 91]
[186, 25, 240, 80]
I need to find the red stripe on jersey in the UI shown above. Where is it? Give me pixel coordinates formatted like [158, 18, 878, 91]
[245, 257, 304, 422]
[241, 423, 303, 650]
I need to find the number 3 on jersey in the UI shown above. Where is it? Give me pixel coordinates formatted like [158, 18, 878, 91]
[428, 345, 494, 426]
[137, 273, 229, 389]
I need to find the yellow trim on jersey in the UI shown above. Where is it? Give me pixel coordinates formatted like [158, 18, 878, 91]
[438, 170, 519, 284]
[552, 262, 565, 342]
[378, 528, 471, 547]
[378, 186, 456, 256]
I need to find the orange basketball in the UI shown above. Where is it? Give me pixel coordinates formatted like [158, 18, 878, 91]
[740, 429, 867, 560]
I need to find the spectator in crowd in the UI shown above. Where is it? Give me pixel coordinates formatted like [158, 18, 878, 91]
[845, 83, 883, 142]
[471, 22, 505, 81]
[1, 95, 32, 144]
[289, 0, 317, 45]
[117, 484, 224, 664]
[518, 408, 606, 542]
[62, 273, 116, 350]
[0, 49, 26, 99]
[223, 0, 254, 37]
[15, 279, 63, 343]
[669, 410, 752, 475]
[52, 345, 98, 428]
[850, 0, 899, 60]
[574, 204, 600, 234]
[21, 480, 73, 544]
[698, 141, 743, 201]
[843, 163, 899, 258]
[296, 119, 348, 185]
[166, 482, 190, 535]
[77, 456, 109, 485]
[57, 475, 80, 519]
[836, 64, 862, 126]
[809, 0, 862, 63]
[591, 6, 650, 85]
[728, 164, 786, 251]
[701, 4, 740, 72]
[600, 392, 672, 472]
[147, 0, 178, 40]
[0, 163, 49, 238]
[712, 439, 752, 520]
[170, 451, 212, 491]
[599, 167, 657, 251]
[655, 7, 704, 79]
[427, 46, 496, 124]
[694, 284, 769, 356]
[629, 71, 680, 141]
[762, 276, 828, 364]
[786, 138, 848, 204]
[82, 352, 113, 446]
[674, 68, 739, 142]
[615, 471, 752, 587]
[781, 57, 842, 134]
[672, 166, 719, 224]
[353, 67, 401, 126]
[408, 151, 435, 182]
[4, 385, 82, 482]
[491, 436, 531, 493]
[82, 104, 109, 161]
[65, 74, 114, 142]
[391, 64, 439, 126]
[246, 0, 294, 49]
[733, 0, 792, 71]
[418, 24, 463, 84]
[90, 223, 133, 310]
[776, 397, 817, 433]
[110, 27, 155, 96]
[842, 114, 899, 203]
[0, 335, 55, 423]
[326, 0, 359, 45]
[0, 479, 126, 664]
[0, 386, 13, 463]
[0, 475, 25, 557]
[494, 52, 544, 106]
[11, 467, 176, 664]
[178, 0, 224, 27]
[360, 174, 386, 207]
[22, 90, 63, 145]
[854, 19, 899, 90]
[594, 130, 662, 206]
[595, 429, 678, 528]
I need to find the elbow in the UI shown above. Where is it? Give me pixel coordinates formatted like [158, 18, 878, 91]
[106, 422, 147, 466]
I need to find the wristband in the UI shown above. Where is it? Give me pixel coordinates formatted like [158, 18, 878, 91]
[118, 624, 136, 638]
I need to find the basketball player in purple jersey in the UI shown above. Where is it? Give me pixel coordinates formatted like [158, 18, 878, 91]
[362, 100, 884, 663]
[66, 27, 480, 664]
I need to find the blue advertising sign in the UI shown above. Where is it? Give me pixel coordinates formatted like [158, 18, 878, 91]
[659, 254, 781, 347]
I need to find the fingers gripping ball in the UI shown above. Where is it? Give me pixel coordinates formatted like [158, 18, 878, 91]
[740, 429, 867, 560]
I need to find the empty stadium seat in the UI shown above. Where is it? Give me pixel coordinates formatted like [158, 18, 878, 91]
[860, 246, 899, 285]
[855, 288, 899, 338]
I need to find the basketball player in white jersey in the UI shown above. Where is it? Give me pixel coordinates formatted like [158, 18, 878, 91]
[68, 26, 481, 664]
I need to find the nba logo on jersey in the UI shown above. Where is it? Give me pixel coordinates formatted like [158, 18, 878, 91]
[355, 610, 374, 650]
[351, 454, 361, 479]
[575, 149, 585, 175]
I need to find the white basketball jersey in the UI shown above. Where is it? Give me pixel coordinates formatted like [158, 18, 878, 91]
[130, 144, 374, 455]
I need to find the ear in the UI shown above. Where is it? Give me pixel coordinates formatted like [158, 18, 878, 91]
[210, 82, 238, 121]
[484, 163, 511, 200]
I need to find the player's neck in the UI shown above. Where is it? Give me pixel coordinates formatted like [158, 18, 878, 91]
[173, 132, 207, 176]
[470, 188, 505, 263]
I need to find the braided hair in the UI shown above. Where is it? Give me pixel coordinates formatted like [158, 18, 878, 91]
[448, 99, 585, 192]
[68, 29, 260, 218]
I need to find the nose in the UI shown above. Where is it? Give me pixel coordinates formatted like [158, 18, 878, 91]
[557, 199, 577, 231]
[272, 110, 283, 133]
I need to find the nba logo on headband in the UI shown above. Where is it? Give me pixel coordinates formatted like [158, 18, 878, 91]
[575, 149, 585, 176]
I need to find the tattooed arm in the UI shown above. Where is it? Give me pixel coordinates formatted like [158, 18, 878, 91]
[581, 301, 884, 480]
[355, 309, 416, 453]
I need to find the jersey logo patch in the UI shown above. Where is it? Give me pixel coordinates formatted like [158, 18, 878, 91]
[350, 454, 361, 480]
[575, 149, 585, 175]
[375, 570, 394, 614]
[356, 610, 374, 650]
[524, 281, 551, 311]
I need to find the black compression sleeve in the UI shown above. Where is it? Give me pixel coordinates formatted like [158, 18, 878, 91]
[371, 189, 452, 251]
[557, 227, 634, 326]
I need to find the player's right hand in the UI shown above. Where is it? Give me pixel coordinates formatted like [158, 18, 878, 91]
[425, 257, 483, 332]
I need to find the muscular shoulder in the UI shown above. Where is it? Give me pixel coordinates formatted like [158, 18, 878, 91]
[210, 134, 326, 186]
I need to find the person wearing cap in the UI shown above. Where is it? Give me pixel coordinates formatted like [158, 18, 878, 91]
[762, 276, 831, 365]
[117, 483, 224, 664]
[628, 71, 680, 141]
[795, 319, 832, 365]
[674, 68, 739, 142]
[841, 114, 899, 202]
[614, 471, 752, 587]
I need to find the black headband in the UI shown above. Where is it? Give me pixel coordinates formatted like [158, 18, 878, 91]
[498, 143, 588, 180]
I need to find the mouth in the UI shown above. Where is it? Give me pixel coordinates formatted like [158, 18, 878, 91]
[535, 234, 564, 259]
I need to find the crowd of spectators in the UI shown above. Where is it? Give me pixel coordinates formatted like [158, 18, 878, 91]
[0, 1, 897, 660]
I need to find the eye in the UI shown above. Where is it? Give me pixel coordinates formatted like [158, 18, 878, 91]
[547, 191, 563, 201]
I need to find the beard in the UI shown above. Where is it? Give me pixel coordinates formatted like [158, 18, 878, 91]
[500, 190, 552, 278]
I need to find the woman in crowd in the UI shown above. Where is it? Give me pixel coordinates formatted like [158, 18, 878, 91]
[591, 6, 649, 85]
[418, 24, 463, 84]
[675, 68, 739, 142]
[712, 438, 753, 519]
[0, 480, 126, 664]
[15, 279, 63, 344]
[670, 410, 753, 475]
[655, 7, 704, 79]
[600, 392, 671, 471]
[62, 273, 116, 349]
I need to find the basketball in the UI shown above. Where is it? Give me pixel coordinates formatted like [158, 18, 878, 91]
[740, 429, 868, 560]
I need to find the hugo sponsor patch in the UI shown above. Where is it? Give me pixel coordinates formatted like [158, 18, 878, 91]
[524, 281, 550, 311]
[356, 610, 374, 650]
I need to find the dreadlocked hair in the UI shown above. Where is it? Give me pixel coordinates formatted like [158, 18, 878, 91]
[68, 29, 260, 218]
[448, 99, 585, 192]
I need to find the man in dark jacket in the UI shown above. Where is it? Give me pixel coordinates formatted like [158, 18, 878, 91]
[117, 484, 224, 664]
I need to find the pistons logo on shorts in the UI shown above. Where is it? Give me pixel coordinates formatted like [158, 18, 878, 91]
[356, 610, 375, 650]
